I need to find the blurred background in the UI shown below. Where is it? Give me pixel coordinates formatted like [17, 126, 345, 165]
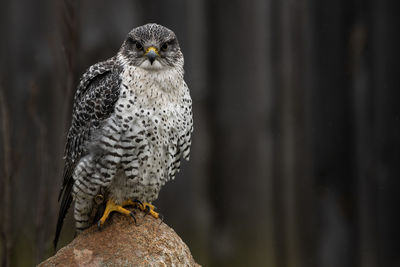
[0, 0, 399, 266]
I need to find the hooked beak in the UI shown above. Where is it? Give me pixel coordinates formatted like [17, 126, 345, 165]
[144, 47, 159, 65]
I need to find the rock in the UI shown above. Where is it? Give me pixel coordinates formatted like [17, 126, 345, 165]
[38, 210, 201, 267]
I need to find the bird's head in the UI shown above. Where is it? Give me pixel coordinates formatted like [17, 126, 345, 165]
[119, 23, 183, 71]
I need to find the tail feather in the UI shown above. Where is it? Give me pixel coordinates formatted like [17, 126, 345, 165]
[53, 181, 73, 249]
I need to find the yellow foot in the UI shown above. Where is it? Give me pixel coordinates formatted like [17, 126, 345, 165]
[138, 202, 163, 220]
[97, 199, 138, 228]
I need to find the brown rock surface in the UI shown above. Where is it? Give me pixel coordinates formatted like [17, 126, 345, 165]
[38, 210, 201, 267]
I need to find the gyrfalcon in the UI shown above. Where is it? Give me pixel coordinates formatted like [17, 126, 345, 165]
[54, 23, 193, 248]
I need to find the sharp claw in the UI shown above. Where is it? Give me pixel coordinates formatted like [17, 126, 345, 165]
[143, 205, 151, 217]
[133, 199, 143, 207]
[97, 220, 102, 230]
[129, 212, 137, 224]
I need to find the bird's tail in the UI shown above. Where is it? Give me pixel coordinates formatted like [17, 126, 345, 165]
[53, 181, 73, 249]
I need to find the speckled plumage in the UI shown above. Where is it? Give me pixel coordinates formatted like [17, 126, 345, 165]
[55, 24, 193, 247]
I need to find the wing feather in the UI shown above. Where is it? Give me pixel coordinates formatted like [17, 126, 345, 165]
[54, 57, 122, 248]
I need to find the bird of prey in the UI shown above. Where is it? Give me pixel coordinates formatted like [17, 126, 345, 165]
[54, 23, 193, 248]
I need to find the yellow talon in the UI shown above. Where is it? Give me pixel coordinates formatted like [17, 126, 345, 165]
[122, 199, 137, 207]
[98, 199, 137, 227]
[139, 202, 160, 219]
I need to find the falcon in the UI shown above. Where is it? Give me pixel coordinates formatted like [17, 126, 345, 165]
[54, 23, 193, 248]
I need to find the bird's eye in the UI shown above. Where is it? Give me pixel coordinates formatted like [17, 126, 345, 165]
[161, 43, 168, 51]
[127, 38, 143, 51]
[135, 41, 143, 50]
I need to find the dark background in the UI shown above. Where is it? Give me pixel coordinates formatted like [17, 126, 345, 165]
[1, 0, 400, 266]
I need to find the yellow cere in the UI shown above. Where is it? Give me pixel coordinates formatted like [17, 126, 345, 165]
[145, 46, 160, 56]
